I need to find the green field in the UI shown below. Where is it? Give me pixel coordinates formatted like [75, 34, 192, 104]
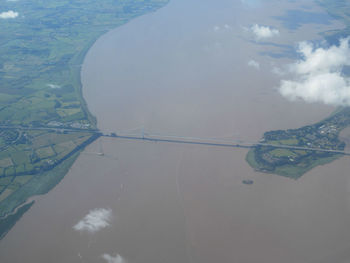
[0, 201, 34, 240]
[247, 107, 350, 179]
[0, 0, 169, 238]
[0, 0, 169, 127]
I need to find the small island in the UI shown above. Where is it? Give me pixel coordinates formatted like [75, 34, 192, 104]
[246, 107, 350, 179]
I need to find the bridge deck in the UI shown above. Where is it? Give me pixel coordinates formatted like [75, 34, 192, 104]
[103, 133, 350, 156]
[1, 125, 348, 156]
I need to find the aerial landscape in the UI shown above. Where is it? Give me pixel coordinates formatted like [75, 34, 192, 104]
[0, 0, 168, 239]
[1, 0, 350, 262]
[247, 106, 350, 178]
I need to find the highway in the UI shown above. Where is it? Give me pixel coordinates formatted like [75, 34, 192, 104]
[103, 132, 350, 156]
[1, 125, 349, 156]
[0, 125, 99, 133]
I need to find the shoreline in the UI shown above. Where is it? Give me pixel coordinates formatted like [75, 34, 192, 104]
[0, 0, 170, 239]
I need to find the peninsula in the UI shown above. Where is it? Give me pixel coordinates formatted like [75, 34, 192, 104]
[247, 107, 350, 179]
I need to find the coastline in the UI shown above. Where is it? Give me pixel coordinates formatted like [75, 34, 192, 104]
[0, 0, 170, 239]
[2, 1, 350, 262]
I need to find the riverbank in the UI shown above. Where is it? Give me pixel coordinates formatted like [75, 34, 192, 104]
[247, 107, 350, 178]
[0, 0, 169, 239]
[2, 1, 350, 262]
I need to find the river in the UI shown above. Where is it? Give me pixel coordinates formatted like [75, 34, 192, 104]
[1, 0, 350, 262]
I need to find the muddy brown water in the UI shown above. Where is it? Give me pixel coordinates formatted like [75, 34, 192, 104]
[1, 0, 350, 262]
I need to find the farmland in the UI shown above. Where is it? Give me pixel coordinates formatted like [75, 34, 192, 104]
[247, 107, 350, 179]
[0, 0, 169, 235]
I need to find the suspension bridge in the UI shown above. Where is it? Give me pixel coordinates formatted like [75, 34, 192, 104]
[2, 124, 349, 156]
[95, 127, 350, 156]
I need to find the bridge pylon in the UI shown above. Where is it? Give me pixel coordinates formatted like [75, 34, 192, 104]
[98, 139, 104, 156]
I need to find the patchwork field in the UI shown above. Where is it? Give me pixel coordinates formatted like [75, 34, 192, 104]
[247, 107, 350, 179]
[0, 0, 169, 236]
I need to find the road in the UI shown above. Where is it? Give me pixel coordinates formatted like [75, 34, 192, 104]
[0, 125, 99, 133]
[1, 125, 349, 156]
[103, 132, 350, 156]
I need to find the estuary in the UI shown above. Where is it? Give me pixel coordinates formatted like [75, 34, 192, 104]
[1, 0, 350, 262]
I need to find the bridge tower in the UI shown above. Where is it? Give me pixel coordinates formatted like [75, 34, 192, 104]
[141, 126, 145, 139]
[97, 139, 104, 156]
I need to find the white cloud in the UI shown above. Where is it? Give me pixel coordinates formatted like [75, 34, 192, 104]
[73, 208, 112, 233]
[0, 10, 18, 19]
[102, 254, 126, 263]
[47, 83, 61, 89]
[248, 59, 260, 70]
[213, 24, 231, 32]
[279, 38, 350, 106]
[272, 66, 285, 76]
[251, 24, 279, 40]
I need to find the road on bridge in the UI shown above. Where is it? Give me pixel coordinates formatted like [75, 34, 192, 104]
[102, 132, 350, 156]
[1, 125, 349, 156]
